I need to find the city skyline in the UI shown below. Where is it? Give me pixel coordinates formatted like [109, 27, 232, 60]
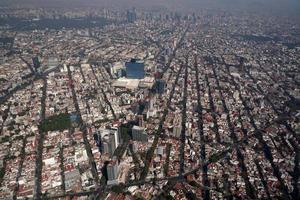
[1, 0, 300, 16]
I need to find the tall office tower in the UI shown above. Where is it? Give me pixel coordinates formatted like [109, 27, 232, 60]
[126, 10, 130, 22]
[101, 133, 116, 157]
[107, 162, 119, 185]
[149, 96, 156, 110]
[98, 128, 120, 156]
[93, 131, 101, 149]
[156, 79, 166, 94]
[100, 128, 120, 147]
[155, 146, 164, 156]
[110, 127, 122, 145]
[172, 115, 182, 138]
[126, 8, 137, 23]
[131, 126, 148, 142]
[137, 115, 144, 127]
[173, 125, 182, 138]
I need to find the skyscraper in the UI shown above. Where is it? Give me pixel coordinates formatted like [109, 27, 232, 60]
[126, 8, 137, 23]
[172, 115, 182, 138]
[98, 128, 120, 157]
[156, 79, 166, 94]
[101, 135, 116, 157]
[131, 126, 148, 142]
[107, 162, 119, 185]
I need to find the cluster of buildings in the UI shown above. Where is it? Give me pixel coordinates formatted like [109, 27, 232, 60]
[0, 5, 299, 200]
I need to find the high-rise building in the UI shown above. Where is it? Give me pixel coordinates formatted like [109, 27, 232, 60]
[131, 126, 148, 142]
[102, 137, 115, 157]
[156, 79, 166, 94]
[137, 115, 144, 127]
[107, 162, 119, 185]
[172, 115, 182, 138]
[126, 8, 137, 23]
[155, 146, 164, 156]
[100, 128, 120, 147]
[125, 58, 145, 79]
[173, 125, 182, 138]
[96, 128, 121, 157]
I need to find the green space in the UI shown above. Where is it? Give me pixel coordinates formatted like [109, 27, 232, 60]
[0, 78, 6, 83]
[0, 166, 5, 185]
[111, 184, 125, 194]
[0, 135, 10, 143]
[38, 113, 71, 132]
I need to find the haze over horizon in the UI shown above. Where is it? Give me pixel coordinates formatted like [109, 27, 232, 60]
[1, 0, 300, 16]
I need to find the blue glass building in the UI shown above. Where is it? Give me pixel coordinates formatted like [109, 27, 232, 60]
[125, 58, 145, 79]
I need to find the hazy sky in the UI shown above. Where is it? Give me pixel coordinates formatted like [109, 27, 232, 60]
[1, 0, 299, 15]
